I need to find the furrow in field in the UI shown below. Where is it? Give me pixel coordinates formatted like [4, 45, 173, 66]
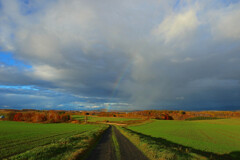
[0, 131, 88, 159]
[216, 128, 240, 141]
[1, 130, 79, 150]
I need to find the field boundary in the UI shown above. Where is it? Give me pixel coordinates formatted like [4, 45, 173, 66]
[68, 125, 109, 160]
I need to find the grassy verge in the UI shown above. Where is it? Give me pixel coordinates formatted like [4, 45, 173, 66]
[8, 125, 108, 160]
[112, 127, 121, 160]
[116, 126, 237, 160]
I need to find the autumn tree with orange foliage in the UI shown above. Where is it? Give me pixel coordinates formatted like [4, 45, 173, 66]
[4, 110, 72, 123]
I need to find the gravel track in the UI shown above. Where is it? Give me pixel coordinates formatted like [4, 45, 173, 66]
[85, 126, 148, 160]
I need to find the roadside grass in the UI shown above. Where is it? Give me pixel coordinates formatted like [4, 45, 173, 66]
[0, 121, 108, 159]
[117, 126, 238, 160]
[127, 119, 240, 154]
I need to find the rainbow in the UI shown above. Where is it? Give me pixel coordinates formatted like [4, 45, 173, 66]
[106, 63, 131, 112]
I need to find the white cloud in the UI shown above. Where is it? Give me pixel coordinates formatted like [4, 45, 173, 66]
[1, 0, 240, 110]
[152, 10, 199, 43]
[176, 97, 184, 100]
[171, 57, 193, 63]
[33, 65, 65, 81]
[209, 3, 240, 40]
[86, 105, 100, 109]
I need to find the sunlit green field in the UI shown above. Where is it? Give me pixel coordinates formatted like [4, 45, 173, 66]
[0, 121, 101, 159]
[72, 115, 139, 122]
[128, 119, 240, 154]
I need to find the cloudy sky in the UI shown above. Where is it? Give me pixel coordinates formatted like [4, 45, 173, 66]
[0, 0, 240, 111]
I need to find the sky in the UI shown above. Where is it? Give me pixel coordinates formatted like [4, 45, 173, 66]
[0, 0, 240, 111]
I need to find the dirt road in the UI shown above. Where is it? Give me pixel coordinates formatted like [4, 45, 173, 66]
[86, 126, 148, 160]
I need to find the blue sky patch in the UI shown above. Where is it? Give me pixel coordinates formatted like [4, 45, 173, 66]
[0, 51, 32, 68]
[0, 85, 39, 91]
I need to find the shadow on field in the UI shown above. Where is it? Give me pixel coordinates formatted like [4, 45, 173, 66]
[228, 151, 240, 160]
[123, 127, 239, 160]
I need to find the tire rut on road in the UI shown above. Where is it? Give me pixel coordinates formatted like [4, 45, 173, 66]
[85, 126, 116, 160]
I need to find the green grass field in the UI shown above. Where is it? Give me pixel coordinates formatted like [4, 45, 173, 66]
[128, 119, 240, 154]
[72, 115, 139, 122]
[0, 121, 103, 159]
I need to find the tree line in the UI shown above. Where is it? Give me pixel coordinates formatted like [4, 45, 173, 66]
[4, 110, 71, 123]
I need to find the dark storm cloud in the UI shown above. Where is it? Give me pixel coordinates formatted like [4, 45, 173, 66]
[0, 0, 240, 110]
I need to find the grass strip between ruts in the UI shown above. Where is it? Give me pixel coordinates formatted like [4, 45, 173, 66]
[112, 127, 121, 160]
